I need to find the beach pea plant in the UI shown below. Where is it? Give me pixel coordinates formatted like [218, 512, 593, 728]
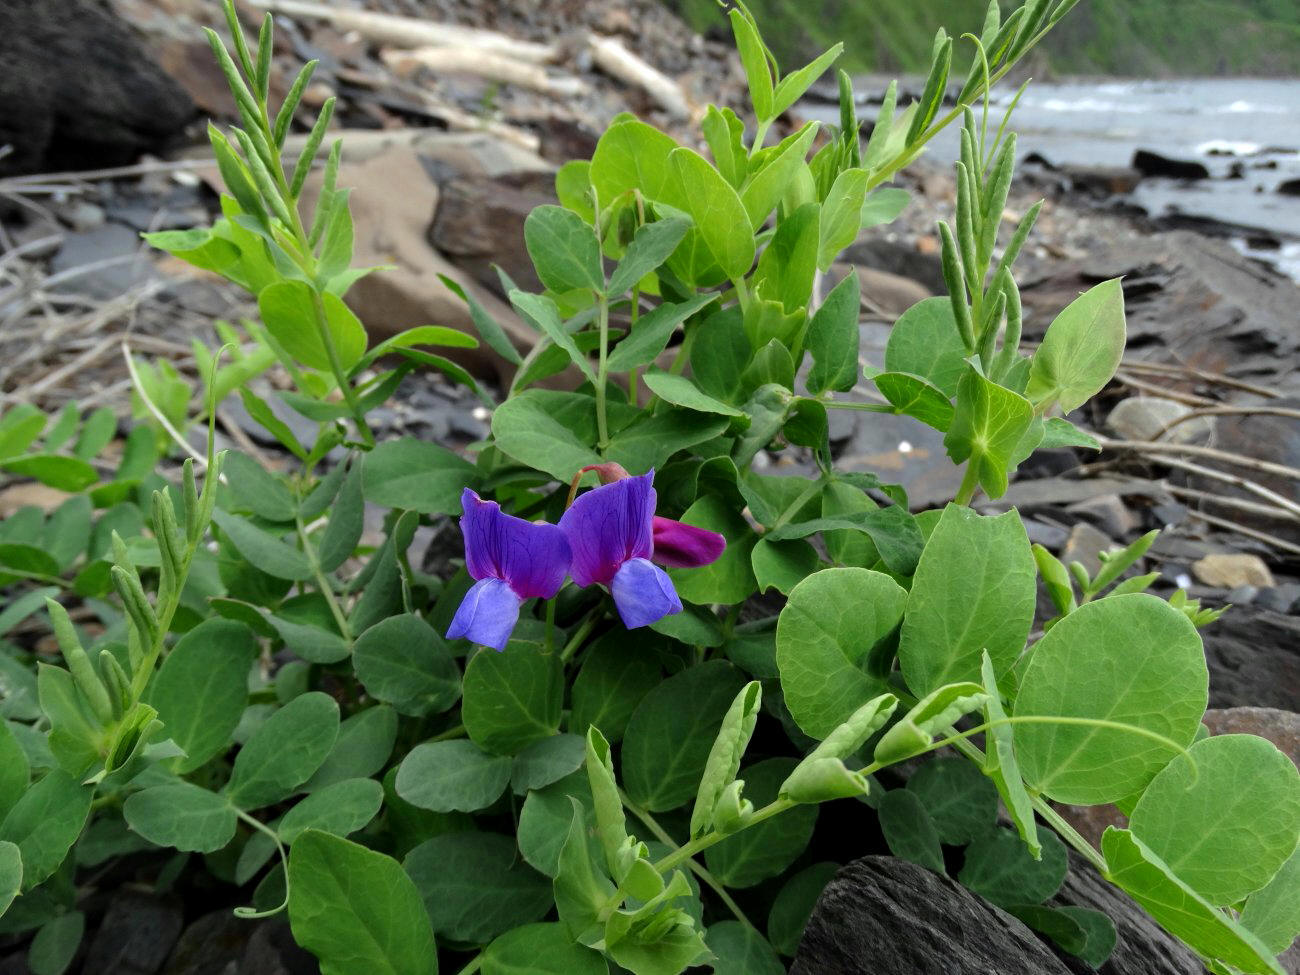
[0, 1, 1297, 973]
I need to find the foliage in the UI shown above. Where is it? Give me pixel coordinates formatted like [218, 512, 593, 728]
[0, 2, 1296, 974]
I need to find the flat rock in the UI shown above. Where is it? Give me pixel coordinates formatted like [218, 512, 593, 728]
[1106, 396, 1215, 444]
[791, 856, 1074, 974]
[82, 890, 183, 974]
[1132, 149, 1210, 180]
[1193, 553, 1276, 589]
[1202, 605, 1300, 710]
[1062, 522, 1117, 578]
[1202, 706, 1300, 767]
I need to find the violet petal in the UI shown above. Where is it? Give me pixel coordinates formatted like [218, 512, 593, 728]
[559, 471, 655, 587]
[459, 487, 571, 599]
[610, 557, 682, 629]
[651, 516, 726, 569]
[446, 577, 521, 651]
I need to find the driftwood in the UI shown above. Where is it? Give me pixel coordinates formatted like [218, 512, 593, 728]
[586, 32, 691, 121]
[381, 47, 588, 99]
[243, 0, 558, 63]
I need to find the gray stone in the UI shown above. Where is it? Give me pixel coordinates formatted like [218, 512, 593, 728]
[1024, 518, 1070, 552]
[1257, 583, 1300, 614]
[82, 891, 183, 974]
[1106, 397, 1215, 444]
[163, 910, 249, 975]
[1226, 584, 1260, 605]
[1202, 605, 1300, 710]
[791, 856, 1074, 974]
[1203, 706, 1300, 768]
[49, 223, 154, 300]
[1062, 522, 1117, 579]
[1066, 493, 1140, 540]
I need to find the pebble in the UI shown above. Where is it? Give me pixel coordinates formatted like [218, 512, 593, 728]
[1256, 583, 1300, 614]
[1193, 552, 1276, 589]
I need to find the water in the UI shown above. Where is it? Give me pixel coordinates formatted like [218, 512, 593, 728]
[816, 77, 1300, 278]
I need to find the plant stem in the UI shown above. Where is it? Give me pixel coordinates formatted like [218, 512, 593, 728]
[429, 722, 467, 743]
[954, 462, 980, 506]
[296, 513, 352, 642]
[453, 957, 482, 975]
[544, 597, 556, 652]
[650, 797, 797, 876]
[618, 788, 758, 930]
[559, 610, 601, 665]
[232, 808, 290, 918]
[627, 285, 642, 405]
[596, 295, 611, 451]
[770, 476, 826, 532]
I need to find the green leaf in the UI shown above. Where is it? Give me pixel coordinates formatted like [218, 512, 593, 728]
[905, 756, 999, 845]
[280, 778, 384, 843]
[212, 509, 312, 581]
[1128, 734, 1300, 905]
[1102, 827, 1285, 975]
[805, 271, 861, 395]
[1039, 416, 1101, 451]
[589, 119, 677, 205]
[884, 297, 967, 398]
[944, 365, 1035, 499]
[872, 681, 986, 766]
[1241, 847, 1300, 955]
[642, 369, 743, 417]
[979, 652, 1040, 858]
[353, 614, 461, 718]
[691, 682, 762, 837]
[607, 295, 717, 372]
[463, 646, 563, 756]
[257, 280, 367, 373]
[304, 706, 398, 790]
[405, 831, 552, 944]
[518, 772, 597, 878]
[690, 306, 750, 402]
[555, 797, 616, 944]
[394, 739, 511, 813]
[361, 437, 476, 516]
[775, 568, 904, 739]
[729, 7, 773, 120]
[510, 290, 598, 386]
[1014, 594, 1208, 805]
[899, 505, 1035, 695]
[0, 841, 19, 917]
[123, 782, 236, 853]
[27, 909, 83, 975]
[622, 660, 747, 812]
[0, 771, 92, 890]
[754, 202, 819, 315]
[150, 618, 257, 773]
[221, 451, 297, 521]
[608, 217, 691, 296]
[877, 790, 945, 872]
[226, 692, 340, 809]
[751, 537, 820, 596]
[871, 372, 955, 431]
[818, 168, 867, 270]
[74, 407, 117, 461]
[570, 630, 663, 744]
[860, 187, 910, 229]
[705, 758, 818, 888]
[1026, 279, 1126, 413]
[666, 497, 756, 606]
[606, 409, 728, 476]
[288, 830, 438, 975]
[0, 456, 97, 493]
[437, 274, 522, 366]
[702, 106, 747, 188]
[705, 920, 785, 975]
[511, 734, 587, 794]
[483, 923, 608, 975]
[317, 458, 363, 572]
[773, 43, 843, 117]
[664, 148, 755, 280]
[0, 405, 45, 458]
[960, 826, 1069, 909]
[767, 861, 839, 956]
[741, 124, 820, 232]
[0, 543, 61, 581]
[1013, 904, 1117, 969]
[237, 387, 308, 461]
[491, 390, 605, 482]
[43, 496, 91, 572]
[0, 719, 30, 823]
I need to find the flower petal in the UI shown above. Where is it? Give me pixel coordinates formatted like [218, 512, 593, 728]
[559, 471, 655, 587]
[446, 578, 521, 651]
[651, 516, 726, 569]
[610, 557, 682, 629]
[459, 488, 571, 599]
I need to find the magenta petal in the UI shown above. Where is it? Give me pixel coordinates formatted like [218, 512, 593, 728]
[611, 557, 682, 629]
[559, 471, 655, 587]
[651, 516, 726, 569]
[458, 488, 571, 599]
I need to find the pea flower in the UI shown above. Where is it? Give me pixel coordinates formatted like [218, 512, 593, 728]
[446, 488, 571, 651]
[559, 468, 724, 629]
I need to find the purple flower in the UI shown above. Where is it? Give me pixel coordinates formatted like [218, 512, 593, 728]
[560, 470, 720, 629]
[446, 488, 571, 651]
[651, 516, 727, 569]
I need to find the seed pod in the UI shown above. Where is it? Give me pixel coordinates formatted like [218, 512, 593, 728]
[46, 598, 113, 725]
[938, 222, 975, 350]
[99, 649, 133, 720]
[111, 566, 158, 645]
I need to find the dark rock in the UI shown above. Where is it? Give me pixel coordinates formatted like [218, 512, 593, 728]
[1202, 706, 1300, 767]
[1024, 518, 1070, 552]
[0, 0, 193, 175]
[1256, 583, 1300, 614]
[841, 236, 945, 294]
[48, 224, 153, 300]
[791, 855, 1074, 974]
[1132, 150, 1210, 181]
[1062, 522, 1117, 578]
[1063, 166, 1145, 197]
[1066, 494, 1139, 540]
[82, 891, 183, 974]
[241, 920, 317, 975]
[162, 910, 250, 975]
[1201, 605, 1300, 710]
[1226, 584, 1260, 605]
[1051, 849, 1206, 975]
[1277, 178, 1300, 197]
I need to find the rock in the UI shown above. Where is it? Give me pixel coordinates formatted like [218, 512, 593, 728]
[82, 891, 183, 974]
[1132, 150, 1210, 181]
[1106, 397, 1214, 444]
[299, 148, 533, 387]
[1202, 605, 1300, 710]
[1226, 584, 1260, 605]
[846, 265, 932, 318]
[163, 910, 251, 975]
[791, 856, 1074, 974]
[1024, 518, 1070, 552]
[1256, 583, 1300, 614]
[49, 224, 156, 300]
[241, 920, 317, 975]
[0, 0, 193, 175]
[1206, 397, 1300, 502]
[1277, 178, 1300, 197]
[840, 237, 945, 296]
[1193, 553, 1276, 589]
[1061, 165, 1144, 197]
[1066, 494, 1139, 540]
[1053, 801, 1127, 851]
[1062, 522, 1117, 578]
[430, 169, 557, 298]
[1202, 707, 1300, 767]
[1050, 848, 1207, 975]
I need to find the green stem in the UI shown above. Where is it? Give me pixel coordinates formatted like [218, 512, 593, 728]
[559, 610, 601, 665]
[627, 285, 642, 405]
[752, 119, 772, 153]
[544, 598, 556, 653]
[651, 797, 797, 876]
[596, 295, 611, 451]
[453, 957, 483, 975]
[429, 722, 467, 743]
[954, 462, 980, 507]
[296, 513, 352, 642]
[232, 808, 290, 918]
[770, 476, 826, 532]
[619, 789, 758, 930]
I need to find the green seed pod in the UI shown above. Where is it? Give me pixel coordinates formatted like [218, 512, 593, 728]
[938, 222, 975, 350]
[99, 649, 133, 720]
[111, 566, 158, 645]
[46, 598, 113, 725]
